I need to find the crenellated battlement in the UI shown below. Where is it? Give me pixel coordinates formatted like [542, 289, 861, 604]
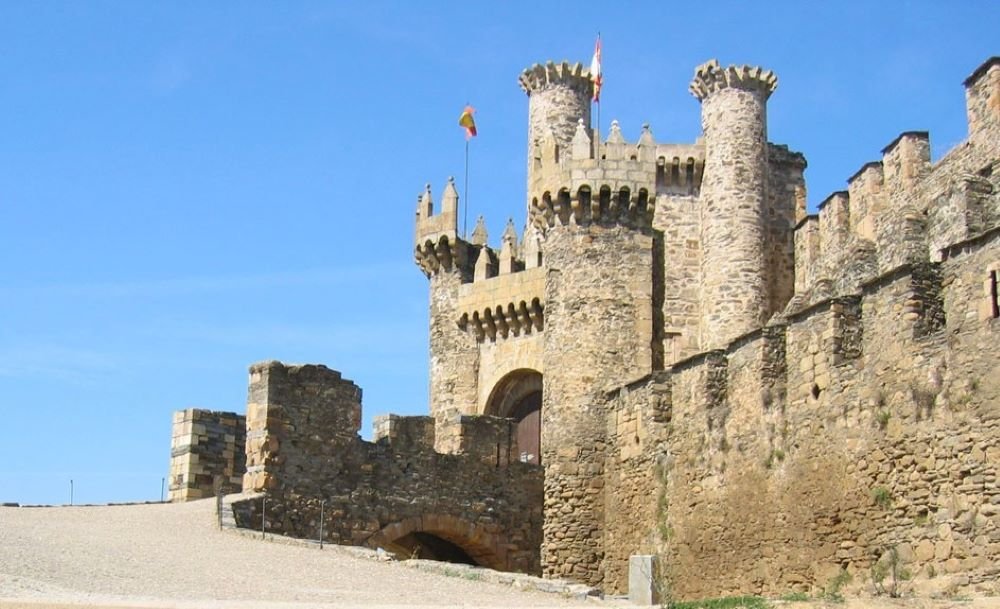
[793, 106, 999, 307]
[529, 119, 704, 205]
[518, 60, 594, 97]
[689, 59, 778, 101]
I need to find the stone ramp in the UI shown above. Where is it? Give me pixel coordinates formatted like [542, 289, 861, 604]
[0, 500, 609, 609]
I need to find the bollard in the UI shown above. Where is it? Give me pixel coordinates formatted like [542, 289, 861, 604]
[261, 496, 266, 539]
[70, 479, 74, 506]
[629, 555, 660, 605]
[161, 477, 165, 502]
[319, 499, 325, 549]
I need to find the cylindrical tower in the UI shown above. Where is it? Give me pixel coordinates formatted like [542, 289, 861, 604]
[691, 60, 777, 349]
[519, 61, 593, 196]
[534, 191, 655, 587]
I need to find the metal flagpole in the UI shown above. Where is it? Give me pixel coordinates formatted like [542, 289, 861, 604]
[463, 138, 470, 238]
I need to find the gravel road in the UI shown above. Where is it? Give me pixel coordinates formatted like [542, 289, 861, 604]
[0, 499, 610, 609]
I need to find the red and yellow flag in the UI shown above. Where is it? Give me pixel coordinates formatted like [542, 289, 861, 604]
[458, 105, 477, 139]
[590, 35, 602, 102]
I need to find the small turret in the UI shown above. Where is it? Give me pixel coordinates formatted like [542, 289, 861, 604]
[414, 177, 468, 277]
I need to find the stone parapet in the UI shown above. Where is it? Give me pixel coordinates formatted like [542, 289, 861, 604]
[689, 59, 778, 101]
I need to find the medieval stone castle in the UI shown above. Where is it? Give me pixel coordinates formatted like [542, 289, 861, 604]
[168, 55, 999, 599]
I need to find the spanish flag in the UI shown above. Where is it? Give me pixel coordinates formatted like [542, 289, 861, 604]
[459, 105, 477, 139]
[590, 35, 602, 102]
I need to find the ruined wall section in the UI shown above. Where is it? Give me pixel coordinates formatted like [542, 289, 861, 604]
[237, 361, 543, 573]
[168, 408, 246, 501]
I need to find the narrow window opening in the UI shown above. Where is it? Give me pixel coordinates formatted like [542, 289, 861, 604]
[811, 384, 822, 399]
[990, 270, 999, 319]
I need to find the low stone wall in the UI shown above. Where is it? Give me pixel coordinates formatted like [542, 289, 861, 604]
[236, 361, 543, 574]
[168, 408, 246, 501]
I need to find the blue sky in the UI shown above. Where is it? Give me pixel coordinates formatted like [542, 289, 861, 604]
[1, 2, 995, 505]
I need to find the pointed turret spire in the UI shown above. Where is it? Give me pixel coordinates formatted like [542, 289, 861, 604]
[418, 184, 433, 218]
[502, 218, 518, 244]
[442, 176, 459, 215]
[471, 216, 489, 246]
[571, 118, 593, 161]
[638, 123, 655, 162]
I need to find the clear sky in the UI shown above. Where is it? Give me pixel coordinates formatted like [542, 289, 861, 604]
[1, 2, 996, 505]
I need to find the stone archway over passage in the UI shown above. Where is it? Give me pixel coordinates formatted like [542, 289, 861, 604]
[485, 369, 542, 464]
[367, 514, 508, 571]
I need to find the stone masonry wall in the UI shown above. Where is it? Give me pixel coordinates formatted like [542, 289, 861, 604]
[766, 144, 807, 319]
[236, 361, 543, 574]
[428, 268, 481, 452]
[633, 238, 998, 600]
[540, 223, 654, 586]
[653, 194, 702, 362]
[168, 408, 245, 502]
[602, 372, 672, 593]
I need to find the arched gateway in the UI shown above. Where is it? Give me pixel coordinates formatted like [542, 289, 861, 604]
[484, 369, 542, 464]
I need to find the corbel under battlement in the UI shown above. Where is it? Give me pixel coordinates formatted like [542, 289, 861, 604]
[456, 266, 546, 343]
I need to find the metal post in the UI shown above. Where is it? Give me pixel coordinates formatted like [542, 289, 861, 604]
[261, 496, 266, 539]
[160, 477, 165, 502]
[319, 500, 325, 550]
[70, 479, 74, 506]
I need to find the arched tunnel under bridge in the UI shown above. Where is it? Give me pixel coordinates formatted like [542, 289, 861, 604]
[367, 515, 509, 569]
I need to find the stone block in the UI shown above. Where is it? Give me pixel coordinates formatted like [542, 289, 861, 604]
[628, 554, 660, 605]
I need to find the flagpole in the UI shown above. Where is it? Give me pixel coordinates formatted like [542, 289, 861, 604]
[463, 138, 470, 238]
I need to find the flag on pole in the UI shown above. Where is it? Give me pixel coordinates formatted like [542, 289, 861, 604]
[590, 35, 602, 102]
[458, 105, 477, 139]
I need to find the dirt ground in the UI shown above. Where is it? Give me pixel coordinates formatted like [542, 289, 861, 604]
[1, 500, 997, 609]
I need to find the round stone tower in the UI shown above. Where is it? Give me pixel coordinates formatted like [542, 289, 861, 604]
[519, 61, 593, 194]
[534, 189, 655, 586]
[690, 60, 777, 349]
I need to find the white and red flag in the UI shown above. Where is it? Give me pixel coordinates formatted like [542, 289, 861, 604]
[590, 34, 602, 102]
